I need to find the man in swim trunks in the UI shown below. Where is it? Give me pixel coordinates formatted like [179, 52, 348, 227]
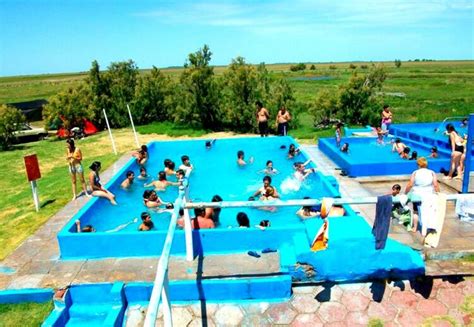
[253, 176, 280, 198]
[276, 106, 291, 136]
[256, 101, 270, 137]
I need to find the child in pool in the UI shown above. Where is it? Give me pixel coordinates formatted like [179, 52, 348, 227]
[340, 143, 349, 154]
[429, 146, 438, 159]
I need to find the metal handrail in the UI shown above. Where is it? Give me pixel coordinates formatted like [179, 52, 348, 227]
[144, 168, 193, 327]
[434, 116, 465, 132]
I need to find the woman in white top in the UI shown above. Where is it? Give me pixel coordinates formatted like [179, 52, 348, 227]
[405, 157, 440, 232]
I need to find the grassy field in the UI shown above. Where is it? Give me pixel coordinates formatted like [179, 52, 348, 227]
[0, 60, 472, 259]
[0, 301, 53, 326]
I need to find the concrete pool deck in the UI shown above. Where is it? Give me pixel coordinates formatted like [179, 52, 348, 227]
[0, 142, 473, 326]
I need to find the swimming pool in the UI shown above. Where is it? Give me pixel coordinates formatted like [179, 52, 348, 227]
[319, 135, 452, 177]
[57, 136, 424, 282]
[390, 121, 471, 155]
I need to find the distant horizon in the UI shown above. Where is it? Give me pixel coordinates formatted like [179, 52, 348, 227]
[1, 0, 472, 77]
[2, 58, 473, 79]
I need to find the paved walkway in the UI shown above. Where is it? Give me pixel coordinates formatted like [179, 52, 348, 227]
[125, 278, 474, 326]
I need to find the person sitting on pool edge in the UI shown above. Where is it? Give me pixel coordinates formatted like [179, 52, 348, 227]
[237, 150, 253, 166]
[120, 171, 135, 189]
[179, 155, 194, 173]
[253, 176, 280, 199]
[177, 207, 215, 230]
[89, 161, 117, 205]
[139, 212, 154, 231]
[144, 171, 179, 191]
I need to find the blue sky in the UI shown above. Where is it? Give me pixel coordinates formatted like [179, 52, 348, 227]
[0, 0, 472, 76]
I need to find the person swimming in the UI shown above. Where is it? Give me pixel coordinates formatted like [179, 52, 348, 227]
[429, 146, 438, 159]
[163, 159, 176, 176]
[236, 212, 250, 228]
[296, 196, 320, 219]
[400, 146, 411, 159]
[237, 150, 254, 166]
[392, 138, 407, 154]
[120, 171, 135, 189]
[143, 190, 164, 208]
[144, 171, 179, 191]
[205, 139, 216, 149]
[409, 151, 418, 161]
[288, 144, 301, 159]
[259, 160, 279, 175]
[340, 143, 349, 154]
[139, 212, 154, 231]
[253, 176, 280, 198]
[293, 162, 317, 181]
[179, 155, 194, 173]
[137, 167, 149, 180]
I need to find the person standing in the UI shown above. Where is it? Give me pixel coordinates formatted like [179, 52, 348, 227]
[381, 104, 393, 132]
[276, 106, 291, 136]
[66, 138, 89, 200]
[255, 101, 270, 137]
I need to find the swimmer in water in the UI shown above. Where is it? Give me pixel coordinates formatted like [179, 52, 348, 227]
[163, 159, 176, 176]
[340, 143, 349, 154]
[400, 147, 411, 159]
[392, 138, 407, 154]
[294, 162, 317, 181]
[120, 171, 135, 189]
[137, 167, 149, 180]
[296, 197, 320, 219]
[429, 146, 438, 159]
[237, 150, 254, 166]
[259, 160, 279, 175]
[253, 175, 280, 198]
[144, 171, 179, 191]
[288, 144, 301, 159]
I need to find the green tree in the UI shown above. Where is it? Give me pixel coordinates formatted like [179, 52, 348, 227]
[43, 85, 94, 130]
[175, 45, 220, 129]
[102, 60, 139, 127]
[86, 60, 109, 127]
[310, 64, 316, 70]
[0, 104, 26, 150]
[219, 56, 257, 131]
[134, 67, 175, 124]
[310, 65, 386, 126]
[394, 59, 402, 68]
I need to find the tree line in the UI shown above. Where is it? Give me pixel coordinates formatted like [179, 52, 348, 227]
[0, 45, 388, 149]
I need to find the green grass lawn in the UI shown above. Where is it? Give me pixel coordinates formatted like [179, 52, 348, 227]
[0, 301, 53, 327]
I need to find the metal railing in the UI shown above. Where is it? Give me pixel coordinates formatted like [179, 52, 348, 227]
[434, 116, 465, 132]
[144, 180, 468, 326]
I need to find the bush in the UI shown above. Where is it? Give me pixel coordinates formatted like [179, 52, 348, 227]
[310, 64, 316, 70]
[349, 63, 357, 69]
[290, 63, 306, 72]
[0, 104, 26, 150]
[360, 64, 368, 69]
[394, 59, 402, 68]
[329, 65, 337, 70]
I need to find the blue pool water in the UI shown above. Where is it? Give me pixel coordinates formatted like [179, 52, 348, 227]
[72, 137, 326, 232]
[319, 136, 452, 177]
[57, 136, 424, 284]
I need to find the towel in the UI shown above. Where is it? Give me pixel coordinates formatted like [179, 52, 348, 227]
[455, 194, 474, 222]
[372, 194, 393, 250]
[311, 219, 329, 251]
[423, 193, 447, 248]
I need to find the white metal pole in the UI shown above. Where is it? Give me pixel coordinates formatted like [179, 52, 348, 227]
[161, 271, 173, 327]
[102, 109, 117, 155]
[182, 199, 194, 261]
[31, 180, 39, 212]
[126, 104, 140, 148]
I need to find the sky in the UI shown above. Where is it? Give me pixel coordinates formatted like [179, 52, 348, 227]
[0, 0, 472, 76]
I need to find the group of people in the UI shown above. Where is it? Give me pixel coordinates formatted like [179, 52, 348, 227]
[256, 101, 292, 137]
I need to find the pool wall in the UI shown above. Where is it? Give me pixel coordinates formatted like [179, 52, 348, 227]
[319, 136, 452, 177]
[58, 137, 342, 260]
[0, 288, 53, 304]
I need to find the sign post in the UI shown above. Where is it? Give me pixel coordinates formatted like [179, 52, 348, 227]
[24, 154, 41, 212]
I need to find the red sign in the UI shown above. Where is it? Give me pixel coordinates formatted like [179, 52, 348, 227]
[24, 154, 41, 182]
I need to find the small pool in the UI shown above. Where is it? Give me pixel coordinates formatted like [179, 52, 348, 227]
[319, 136, 452, 177]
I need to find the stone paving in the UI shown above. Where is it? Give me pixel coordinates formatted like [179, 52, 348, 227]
[123, 277, 474, 326]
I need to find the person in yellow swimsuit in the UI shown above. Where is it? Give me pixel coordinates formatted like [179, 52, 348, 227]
[66, 139, 89, 200]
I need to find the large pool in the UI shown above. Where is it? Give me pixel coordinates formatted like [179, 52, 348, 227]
[57, 136, 424, 282]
